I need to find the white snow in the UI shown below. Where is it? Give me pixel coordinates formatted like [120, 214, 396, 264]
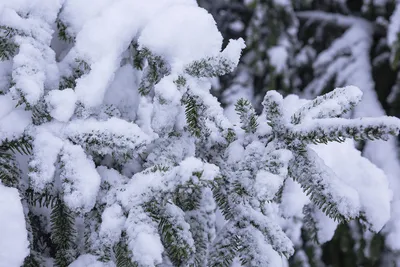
[125, 208, 164, 266]
[1, 0, 400, 265]
[60, 142, 101, 212]
[69, 254, 115, 267]
[99, 204, 126, 246]
[65, 117, 151, 156]
[314, 209, 338, 244]
[151, 76, 182, 134]
[221, 38, 246, 67]
[313, 140, 392, 232]
[119, 157, 219, 209]
[60, 0, 198, 108]
[0, 0, 62, 105]
[58, 0, 115, 37]
[280, 179, 309, 218]
[139, 5, 223, 69]
[254, 170, 284, 201]
[29, 130, 64, 191]
[388, 2, 400, 47]
[0, 183, 29, 267]
[45, 88, 77, 122]
[0, 94, 32, 142]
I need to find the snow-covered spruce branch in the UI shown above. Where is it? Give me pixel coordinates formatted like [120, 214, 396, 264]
[0, 1, 399, 267]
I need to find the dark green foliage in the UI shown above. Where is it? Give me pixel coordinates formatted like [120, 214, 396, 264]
[97, 246, 112, 263]
[174, 186, 202, 211]
[289, 150, 348, 222]
[174, 75, 187, 88]
[26, 187, 58, 208]
[391, 33, 400, 69]
[183, 95, 202, 138]
[0, 150, 20, 187]
[114, 238, 138, 267]
[208, 226, 239, 267]
[32, 102, 54, 126]
[28, 212, 53, 254]
[0, 137, 32, 187]
[0, 26, 19, 61]
[50, 198, 76, 267]
[22, 254, 41, 267]
[262, 91, 285, 128]
[60, 59, 91, 90]
[56, 18, 74, 43]
[291, 222, 390, 267]
[1, 136, 32, 155]
[158, 207, 195, 266]
[130, 42, 145, 71]
[212, 176, 234, 220]
[235, 98, 258, 133]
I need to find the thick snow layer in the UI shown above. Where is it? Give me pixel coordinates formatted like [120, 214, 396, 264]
[0, 108, 31, 143]
[0, 94, 31, 142]
[29, 130, 64, 191]
[58, 0, 114, 36]
[139, 5, 223, 69]
[96, 166, 129, 206]
[255, 170, 284, 201]
[221, 38, 246, 67]
[125, 208, 164, 266]
[364, 138, 400, 249]
[314, 209, 338, 244]
[66, 117, 151, 156]
[0, 183, 29, 267]
[280, 179, 309, 218]
[0, 0, 62, 105]
[313, 140, 392, 232]
[296, 86, 362, 123]
[45, 88, 77, 122]
[99, 204, 125, 246]
[60, 143, 101, 212]
[119, 157, 219, 208]
[151, 75, 182, 134]
[60, 0, 199, 108]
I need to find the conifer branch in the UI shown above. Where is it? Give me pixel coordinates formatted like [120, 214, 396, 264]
[50, 198, 76, 267]
[208, 224, 239, 267]
[158, 203, 195, 266]
[289, 149, 355, 222]
[185, 56, 236, 78]
[235, 98, 258, 133]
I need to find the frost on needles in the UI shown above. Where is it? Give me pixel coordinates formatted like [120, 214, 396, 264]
[0, 1, 399, 267]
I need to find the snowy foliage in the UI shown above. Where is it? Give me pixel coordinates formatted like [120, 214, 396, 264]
[0, 1, 400, 267]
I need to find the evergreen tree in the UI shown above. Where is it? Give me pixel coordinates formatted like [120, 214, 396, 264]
[0, 1, 400, 267]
